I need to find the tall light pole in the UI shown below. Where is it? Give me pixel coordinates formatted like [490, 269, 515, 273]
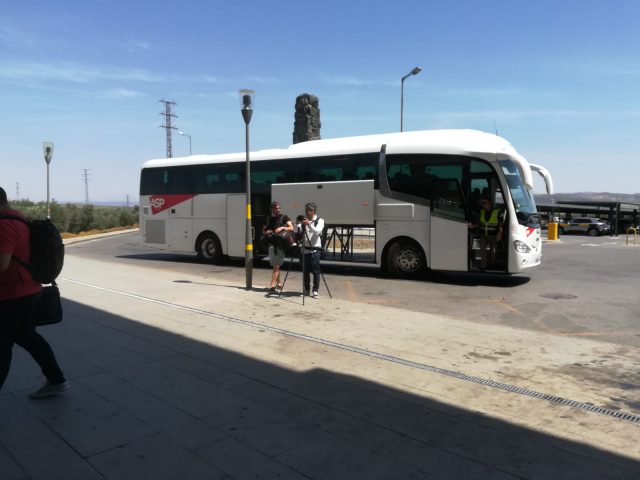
[42, 141, 54, 219]
[178, 130, 192, 156]
[400, 66, 422, 132]
[239, 89, 255, 290]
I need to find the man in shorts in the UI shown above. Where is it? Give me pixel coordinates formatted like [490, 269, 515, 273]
[261, 202, 294, 292]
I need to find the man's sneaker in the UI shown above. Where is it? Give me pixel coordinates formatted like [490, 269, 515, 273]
[28, 381, 69, 399]
[312, 290, 319, 298]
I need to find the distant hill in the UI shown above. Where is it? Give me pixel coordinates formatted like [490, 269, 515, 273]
[535, 192, 640, 204]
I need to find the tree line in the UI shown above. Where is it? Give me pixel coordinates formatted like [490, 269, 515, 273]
[11, 200, 139, 234]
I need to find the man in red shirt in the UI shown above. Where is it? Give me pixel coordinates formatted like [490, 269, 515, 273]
[0, 186, 67, 398]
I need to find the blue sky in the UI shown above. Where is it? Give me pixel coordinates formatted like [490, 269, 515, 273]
[1, 0, 639, 202]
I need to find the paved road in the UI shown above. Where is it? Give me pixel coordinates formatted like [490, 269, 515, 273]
[67, 232, 640, 347]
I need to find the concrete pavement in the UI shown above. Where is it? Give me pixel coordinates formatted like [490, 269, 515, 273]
[1, 252, 639, 479]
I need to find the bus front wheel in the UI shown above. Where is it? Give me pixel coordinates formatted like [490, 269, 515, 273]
[386, 240, 425, 277]
[196, 232, 223, 264]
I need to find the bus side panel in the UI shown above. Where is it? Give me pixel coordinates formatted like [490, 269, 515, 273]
[374, 192, 430, 265]
[192, 194, 230, 255]
[226, 194, 246, 257]
[166, 198, 193, 252]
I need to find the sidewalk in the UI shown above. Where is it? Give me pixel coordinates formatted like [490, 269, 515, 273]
[1, 254, 639, 479]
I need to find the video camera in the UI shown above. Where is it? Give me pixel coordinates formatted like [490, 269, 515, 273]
[295, 215, 306, 241]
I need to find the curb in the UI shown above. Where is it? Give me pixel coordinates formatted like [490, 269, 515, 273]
[63, 228, 139, 245]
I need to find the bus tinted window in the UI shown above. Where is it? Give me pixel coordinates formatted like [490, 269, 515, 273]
[251, 160, 288, 193]
[140, 166, 193, 195]
[141, 152, 379, 196]
[386, 154, 464, 200]
[470, 160, 494, 173]
[194, 163, 244, 193]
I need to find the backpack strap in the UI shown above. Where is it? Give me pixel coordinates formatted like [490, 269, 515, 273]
[0, 214, 28, 224]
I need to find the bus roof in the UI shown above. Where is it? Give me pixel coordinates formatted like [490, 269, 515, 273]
[143, 129, 521, 167]
[142, 129, 534, 188]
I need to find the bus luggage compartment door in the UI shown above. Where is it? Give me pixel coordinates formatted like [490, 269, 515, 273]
[272, 179, 374, 226]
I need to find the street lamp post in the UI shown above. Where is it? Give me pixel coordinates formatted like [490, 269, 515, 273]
[239, 89, 255, 290]
[42, 141, 54, 219]
[400, 66, 422, 132]
[178, 130, 192, 156]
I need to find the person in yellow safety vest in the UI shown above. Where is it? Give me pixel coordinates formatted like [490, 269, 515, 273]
[468, 197, 503, 270]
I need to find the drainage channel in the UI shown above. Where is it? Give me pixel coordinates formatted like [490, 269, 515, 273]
[62, 277, 640, 426]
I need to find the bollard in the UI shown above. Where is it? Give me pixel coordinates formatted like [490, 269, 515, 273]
[626, 227, 637, 246]
[547, 222, 558, 240]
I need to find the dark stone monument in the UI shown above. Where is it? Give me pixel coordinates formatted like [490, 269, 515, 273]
[293, 93, 321, 144]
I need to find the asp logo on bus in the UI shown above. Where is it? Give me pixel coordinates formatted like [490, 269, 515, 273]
[149, 194, 195, 215]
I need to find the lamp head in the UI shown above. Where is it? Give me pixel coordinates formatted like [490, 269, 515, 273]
[239, 89, 255, 109]
[42, 141, 54, 164]
[410, 67, 422, 76]
[238, 89, 255, 125]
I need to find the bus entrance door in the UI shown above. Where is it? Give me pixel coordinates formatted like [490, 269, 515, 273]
[429, 180, 468, 271]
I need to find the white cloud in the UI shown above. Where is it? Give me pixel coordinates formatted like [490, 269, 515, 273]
[314, 72, 400, 87]
[320, 74, 372, 86]
[443, 87, 528, 97]
[245, 75, 283, 85]
[121, 40, 151, 52]
[102, 88, 146, 98]
[0, 25, 37, 49]
[0, 60, 221, 85]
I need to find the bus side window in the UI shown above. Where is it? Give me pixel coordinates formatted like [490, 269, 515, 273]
[168, 166, 192, 194]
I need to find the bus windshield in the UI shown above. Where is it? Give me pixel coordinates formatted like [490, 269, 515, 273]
[499, 159, 539, 227]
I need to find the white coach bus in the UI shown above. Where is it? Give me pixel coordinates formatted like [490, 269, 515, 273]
[139, 129, 553, 276]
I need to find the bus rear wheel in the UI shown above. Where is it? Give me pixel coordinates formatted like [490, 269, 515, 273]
[386, 240, 425, 277]
[196, 232, 223, 264]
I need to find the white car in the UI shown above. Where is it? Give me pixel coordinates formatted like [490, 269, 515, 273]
[559, 218, 610, 236]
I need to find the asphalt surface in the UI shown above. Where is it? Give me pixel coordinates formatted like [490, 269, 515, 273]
[66, 231, 640, 347]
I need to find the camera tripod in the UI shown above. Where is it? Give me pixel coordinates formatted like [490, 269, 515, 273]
[278, 227, 332, 305]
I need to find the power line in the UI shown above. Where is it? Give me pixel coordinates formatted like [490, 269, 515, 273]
[159, 99, 178, 158]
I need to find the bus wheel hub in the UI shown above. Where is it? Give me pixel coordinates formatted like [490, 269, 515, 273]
[398, 248, 420, 271]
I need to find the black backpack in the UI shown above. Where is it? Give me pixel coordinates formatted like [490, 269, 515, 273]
[0, 215, 65, 284]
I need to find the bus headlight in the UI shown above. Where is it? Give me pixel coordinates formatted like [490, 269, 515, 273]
[513, 240, 531, 253]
